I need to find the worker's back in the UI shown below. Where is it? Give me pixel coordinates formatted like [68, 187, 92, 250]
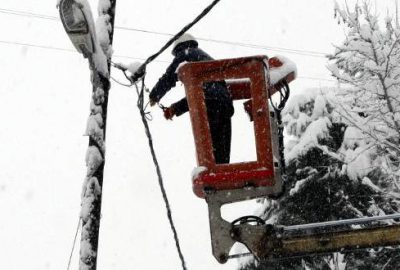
[177, 45, 234, 116]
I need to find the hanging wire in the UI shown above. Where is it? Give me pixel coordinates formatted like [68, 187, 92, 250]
[110, 75, 133, 87]
[66, 217, 81, 270]
[261, 58, 291, 181]
[134, 76, 187, 270]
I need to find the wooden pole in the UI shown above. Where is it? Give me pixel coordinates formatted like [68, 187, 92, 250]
[79, 1, 116, 270]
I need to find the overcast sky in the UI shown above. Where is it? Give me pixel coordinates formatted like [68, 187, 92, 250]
[0, 0, 398, 270]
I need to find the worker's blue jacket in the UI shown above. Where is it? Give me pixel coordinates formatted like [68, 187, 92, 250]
[149, 40, 234, 117]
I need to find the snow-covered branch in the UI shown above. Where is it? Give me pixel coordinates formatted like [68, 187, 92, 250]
[329, 1, 400, 182]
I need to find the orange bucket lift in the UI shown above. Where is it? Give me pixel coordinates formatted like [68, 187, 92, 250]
[178, 55, 295, 262]
[179, 55, 294, 199]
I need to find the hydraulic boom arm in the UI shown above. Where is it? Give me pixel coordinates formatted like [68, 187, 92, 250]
[231, 214, 400, 262]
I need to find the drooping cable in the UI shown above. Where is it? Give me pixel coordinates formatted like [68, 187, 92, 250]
[271, 81, 290, 177]
[261, 59, 290, 180]
[134, 77, 188, 270]
[107, 2, 232, 263]
[110, 75, 132, 87]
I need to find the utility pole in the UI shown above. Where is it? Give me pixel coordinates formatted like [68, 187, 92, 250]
[58, 1, 116, 268]
[58, 0, 116, 268]
[78, 1, 116, 270]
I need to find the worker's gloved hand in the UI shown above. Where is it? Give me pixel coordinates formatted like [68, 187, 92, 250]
[163, 107, 175, 120]
[149, 99, 157, 107]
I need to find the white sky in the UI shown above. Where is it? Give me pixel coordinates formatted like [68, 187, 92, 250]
[0, 0, 397, 270]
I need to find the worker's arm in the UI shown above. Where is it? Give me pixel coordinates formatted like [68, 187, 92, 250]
[149, 54, 186, 103]
[170, 97, 189, 116]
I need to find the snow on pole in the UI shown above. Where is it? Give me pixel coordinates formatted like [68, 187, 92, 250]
[78, 1, 116, 270]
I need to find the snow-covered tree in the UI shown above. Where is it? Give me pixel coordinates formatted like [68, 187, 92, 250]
[329, 1, 400, 185]
[238, 89, 400, 270]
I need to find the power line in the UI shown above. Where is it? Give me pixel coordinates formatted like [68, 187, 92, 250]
[0, 39, 335, 82]
[0, 39, 169, 62]
[0, 7, 329, 58]
[0, 39, 73, 53]
[298, 76, 336, 82]
[0, 8, 57, 20]
[66, 217, 81, 270]
[113, 25, 327, 57]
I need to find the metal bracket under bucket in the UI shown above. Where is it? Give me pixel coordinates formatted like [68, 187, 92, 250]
[206, 183, 282, 263]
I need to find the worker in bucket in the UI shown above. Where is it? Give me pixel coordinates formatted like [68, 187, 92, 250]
[149, 33, 234, 164]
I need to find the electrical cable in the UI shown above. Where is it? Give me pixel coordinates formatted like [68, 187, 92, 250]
[0, 7, 329, 58]
[0, 39, 74, 53]
[110, 75, 133, 87]
[66, 217, 81, 270]
[262, 59, 291, 195]
[0, 7, 58, 20]
[134, 77, 187, 270]
[128, 0, 223, 82]
[0, 39, 169, 62]
[122, 3, 229, 266]
[0, 39, 335, 82]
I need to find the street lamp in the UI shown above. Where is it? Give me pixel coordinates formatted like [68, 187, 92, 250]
[59, 0, 95, 58]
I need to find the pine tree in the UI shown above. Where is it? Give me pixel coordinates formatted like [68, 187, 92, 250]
[238, 89, 400, 270]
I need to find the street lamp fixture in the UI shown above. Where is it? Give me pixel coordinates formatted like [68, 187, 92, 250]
[59, 0, 95, 58]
